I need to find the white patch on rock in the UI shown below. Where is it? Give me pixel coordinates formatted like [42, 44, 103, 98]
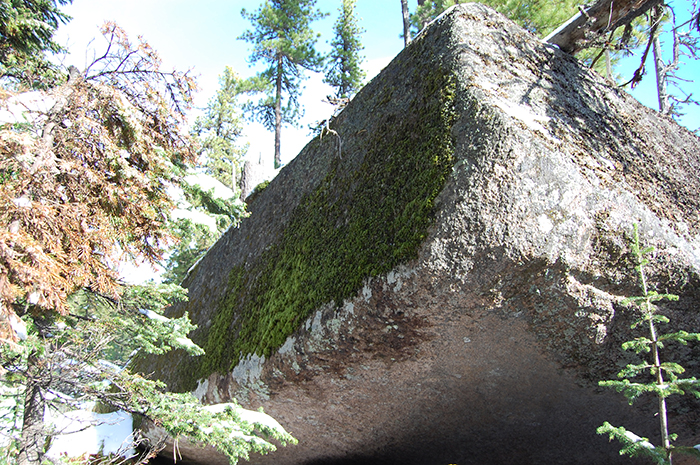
[566, 275, 621, 344]
[193, 379, 209, 401]
[231, 353, 265, 385]
[362, 283, 372, 302]
[386, 270, 404, 292]
[537, 214, 554, 234]
[343, 301, 355, 315]
[311, 310, 323, 333]
[278, 336, 296, 355]
[492, 97, 552, 136]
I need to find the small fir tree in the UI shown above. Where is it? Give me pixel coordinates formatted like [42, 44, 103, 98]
[324, 0, 366, 99]
[240, 0, 326, 169]
[598, 224, 700, 464]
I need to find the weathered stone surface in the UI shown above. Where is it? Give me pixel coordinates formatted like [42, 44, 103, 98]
[141, 4, 700, 464]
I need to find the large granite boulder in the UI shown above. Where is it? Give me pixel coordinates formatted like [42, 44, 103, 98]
[140, 4, 700, 464]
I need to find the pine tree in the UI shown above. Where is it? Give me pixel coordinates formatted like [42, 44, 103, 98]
[240, 0, 326, 169]
[410, 0, 578, 37]
[598, 225, 700, 464]
[324, 0, 365, 99]
[1, 21, 295, 465]
[0, 0, 73, 89]
[173, 66, 256, 287]
[192, 67, 256, 190]
[161, 180, 247, 286]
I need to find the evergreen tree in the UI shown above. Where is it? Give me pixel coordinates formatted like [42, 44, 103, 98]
[0, 0, 73, 89]
[324, 0, 365, 99]
[408, 0, 580, 40]
[192, 67, 255, 190]
[173, 66, 256, 287]
[240, 0, 326, 169]
[1, 21, 294, 465]
[410, 0, 578, 37]
[598, 225, 700, 464]
[161, 180, 247, 285]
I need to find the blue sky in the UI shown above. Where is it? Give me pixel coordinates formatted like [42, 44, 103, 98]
[53, 0, 698, 169]
[618, 1, 700, 134]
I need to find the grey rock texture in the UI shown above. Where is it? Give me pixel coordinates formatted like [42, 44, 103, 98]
[141, 4, 700, 464]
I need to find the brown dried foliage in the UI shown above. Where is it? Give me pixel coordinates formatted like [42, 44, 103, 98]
[0, 22, 197, 336]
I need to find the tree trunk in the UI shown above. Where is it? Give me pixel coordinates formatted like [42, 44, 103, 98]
[18, 355, 45, 465]
[653, 34, 670, 115]
[401, 0, 411, 47]
[274, 55, 283, 170]
[545, 0, 662, 54]
[341, 35, 349, 98]
[231, 158, 237, 193]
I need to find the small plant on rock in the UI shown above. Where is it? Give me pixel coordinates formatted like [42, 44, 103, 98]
[598, 224, 700, 464]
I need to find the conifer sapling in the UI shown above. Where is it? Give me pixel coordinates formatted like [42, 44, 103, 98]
[598, 224, 700, 464]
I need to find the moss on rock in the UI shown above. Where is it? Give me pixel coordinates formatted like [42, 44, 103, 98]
[190, 65, 458, 383]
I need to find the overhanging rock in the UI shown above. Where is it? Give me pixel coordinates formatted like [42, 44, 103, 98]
[140, 4, 700, 464]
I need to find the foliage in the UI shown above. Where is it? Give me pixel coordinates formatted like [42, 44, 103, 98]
[161, 180, 247, 285]
[0, 22, 196, 320]
[410, 0, 578, 38]
[577, 15, 649, 80]
[324, 0, 365, 99]
[191, 67, 257, 190]
[173, 55, 458, 387]
[161, 219, 219, 286]
[83, 22, 197, 153]
[240, 0, 326, 168]
[0, 0, 72, 89]
[597, 224, 700, 464]
[169, 66, 254, 286]
[1, 283, 296, 464]
[180, 181, 246, 230]
[67, 284, 197, 362]
[1, 19, 294, 465]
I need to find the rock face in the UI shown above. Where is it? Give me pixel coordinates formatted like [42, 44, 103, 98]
[140, 4, 700, 465]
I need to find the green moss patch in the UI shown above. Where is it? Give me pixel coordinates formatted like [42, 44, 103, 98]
[195, 64, 458, 382]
